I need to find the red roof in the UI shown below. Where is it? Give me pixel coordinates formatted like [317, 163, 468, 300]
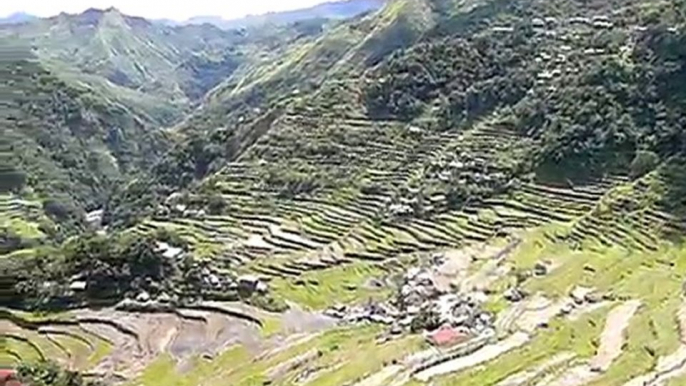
[427, 326, 470, 347]
[0, 370, 16, 380]
[0, 369, 21, 386]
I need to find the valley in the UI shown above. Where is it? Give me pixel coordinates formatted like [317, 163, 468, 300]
[2, 0, 686, 385]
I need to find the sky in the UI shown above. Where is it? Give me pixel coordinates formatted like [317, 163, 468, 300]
[0, 0, 338, 21]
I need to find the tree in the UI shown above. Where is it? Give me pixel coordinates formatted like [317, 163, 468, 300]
[0, 166, 27, 192]
[17, 360, 103, 386]
[630, 150, 660, 178]
[62, 233, 175, 300]
[410, 306, 442, 333]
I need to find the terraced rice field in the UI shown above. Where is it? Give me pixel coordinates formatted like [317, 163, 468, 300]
[93, 102, 685, 384]
[100, 88, 686, 383]
[6, 104, 686, 386]
[0, 194, 52, 257]
[0, 303, 335, 379]
[130, 111, 540, 274]
[7, 24, 686, 383]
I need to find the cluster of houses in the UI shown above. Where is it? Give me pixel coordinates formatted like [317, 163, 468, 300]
[68, 241, 268, 305]
[116, 272, 268, 309]
[325, 263, 495, 348]
[492, 14, 616, 35]
[389, 187, 447, 218]
[429, 151, 509, 191]
[484, 13, 679, 90]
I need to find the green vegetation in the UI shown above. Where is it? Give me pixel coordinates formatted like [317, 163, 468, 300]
[3, 0, 686, 385]
[0, 44, 169, 245]
[128, 324, 424, 386]
[17, 360, 103, 386]
[2, 231, 201, 309]
[437, 307, 609, 385]
[269, 261, 391, 309]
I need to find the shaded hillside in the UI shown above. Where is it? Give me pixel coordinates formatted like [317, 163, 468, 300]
[0, 8, 331, 126]
[0, 43, 169, 239]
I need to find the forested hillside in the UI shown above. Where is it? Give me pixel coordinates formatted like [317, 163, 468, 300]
[0, 42, 169, 250]
[3, 0, 686, 385]
[0, 7, 337, 253]
[0, 8, 332, 125]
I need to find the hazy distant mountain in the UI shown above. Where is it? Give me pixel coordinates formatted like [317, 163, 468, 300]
[0, 12, 36, 25]
[2, 7, 262, 109]
[1, 1, 384, 30]
[182, 0, 385, 29]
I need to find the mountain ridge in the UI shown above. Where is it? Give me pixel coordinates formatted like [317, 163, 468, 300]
[1, 0, 387, 30]
[180, 0, 387, 29]
[0, 12, 36, 25]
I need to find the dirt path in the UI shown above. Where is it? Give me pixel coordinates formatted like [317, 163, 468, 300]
[350, 364, 405, 386]
[516, 294, 568, 333]
[497, 352, 575, 386]
[623, 301, 686, 386]
[414, 332, 530, 382]
[591, 300, 641, 371]
[541, 300, 641, 386]
[433, 247, 474, 293]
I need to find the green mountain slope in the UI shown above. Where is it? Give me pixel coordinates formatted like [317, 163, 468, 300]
[197, 0, 434, 119]
[0, 7, 350, 253]
[0, 9, 235, 124]
[0, 43, 169, 243]
[100, 0, 437, 228]
[0, 8, 331, 126]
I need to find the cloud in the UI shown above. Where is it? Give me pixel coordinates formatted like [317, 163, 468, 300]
[1, 0, 338, 20]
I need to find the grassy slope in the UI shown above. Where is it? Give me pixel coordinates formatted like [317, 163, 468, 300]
[269, 261, 392, 309]
[432, 225, 686, 385]
[130, 324, 424, 386]
[186, 0, 434, 133]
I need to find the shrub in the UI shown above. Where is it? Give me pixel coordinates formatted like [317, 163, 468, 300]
[630, 150, 660, 178]
[18, 360, 104, 386]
